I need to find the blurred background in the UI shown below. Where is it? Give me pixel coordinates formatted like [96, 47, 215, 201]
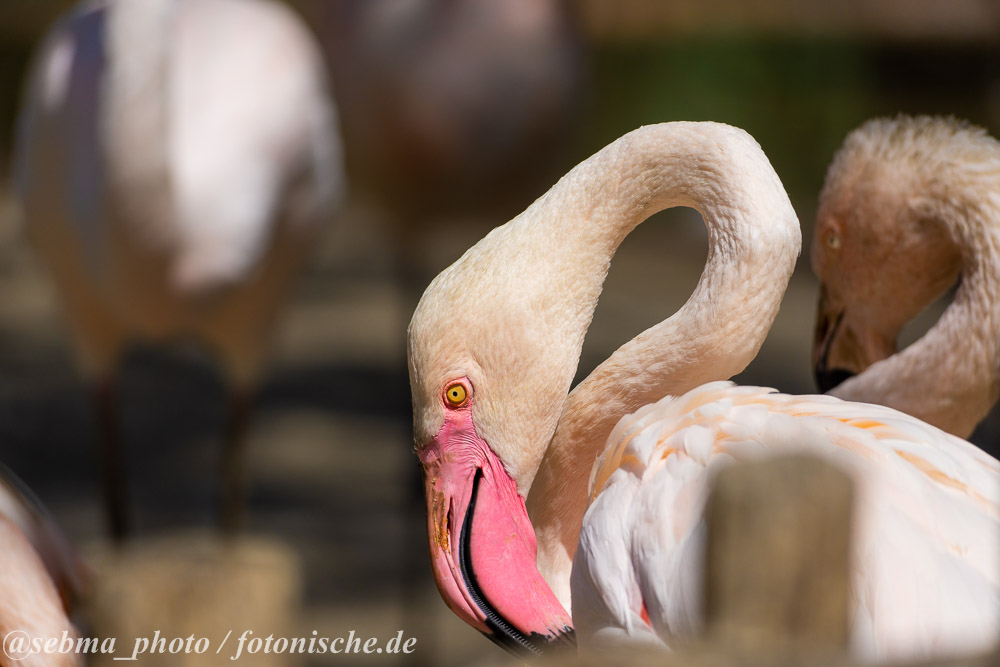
[0, 0, 998, 665]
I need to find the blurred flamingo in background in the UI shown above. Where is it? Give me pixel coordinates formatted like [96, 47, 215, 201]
[11, 0, 344, 538]
[0, 463, 87, 666]
[406, 123, 999, 659]
[316, 0, 585, 288]
[813, 115, 1000, 442]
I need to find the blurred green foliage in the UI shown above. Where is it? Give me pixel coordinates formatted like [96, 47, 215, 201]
[586, 37, 998, 213]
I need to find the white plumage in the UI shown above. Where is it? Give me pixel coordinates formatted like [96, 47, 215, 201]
[573, 382, 999, 661]
[14, 0, 341, 374]
[12, 0, 343, 534]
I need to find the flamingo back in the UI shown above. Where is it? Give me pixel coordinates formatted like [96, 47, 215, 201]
[573, 382, 1000, 661]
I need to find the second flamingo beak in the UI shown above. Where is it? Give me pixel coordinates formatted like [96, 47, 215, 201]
[417, 411, 575, 657]
[813, 286, 896, 392]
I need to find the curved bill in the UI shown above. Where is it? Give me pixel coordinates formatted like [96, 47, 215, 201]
[417, 413, 575, 657]
[813, 286, 895, 392]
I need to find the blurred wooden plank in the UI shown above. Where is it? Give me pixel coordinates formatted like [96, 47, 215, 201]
[704, 454, 853, 656]
[85, 532, 302, 667]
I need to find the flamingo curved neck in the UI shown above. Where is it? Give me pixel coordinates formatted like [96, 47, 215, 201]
[411, 123, 793, 497]
[521, 124, 801, 608]
[832, 191, 1000, 438]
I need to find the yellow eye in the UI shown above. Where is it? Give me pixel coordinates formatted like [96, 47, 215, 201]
[445, 383, 468, 407]
[826, 233, 841, 250]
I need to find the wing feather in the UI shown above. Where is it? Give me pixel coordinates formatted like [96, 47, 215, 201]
[573, 382, 1000, 661]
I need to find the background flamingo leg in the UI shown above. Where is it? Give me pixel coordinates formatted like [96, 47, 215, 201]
[219, 389, 252, 535]
[95, 375, 131, 542]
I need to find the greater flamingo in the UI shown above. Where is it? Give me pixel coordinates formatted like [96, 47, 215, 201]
[813, 115, 1000, 440]
[0, 464, 87, 667]
[406, 122, 1000, 659]
[12, 0, 343, 537]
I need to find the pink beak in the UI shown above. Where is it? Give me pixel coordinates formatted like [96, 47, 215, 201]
[417, 408, 575, 656]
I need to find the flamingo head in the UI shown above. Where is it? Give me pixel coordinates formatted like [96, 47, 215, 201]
[412, 377, 575, 656]
[405, 213, 596, 655]
[811, 116, 964, 392]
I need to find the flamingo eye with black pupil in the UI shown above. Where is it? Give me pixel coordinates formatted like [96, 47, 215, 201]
[445, 383, 468, 407]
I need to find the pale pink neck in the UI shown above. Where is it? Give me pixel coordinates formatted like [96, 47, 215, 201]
[523, 125, 800, 608]
[832, 191, 1000, 438]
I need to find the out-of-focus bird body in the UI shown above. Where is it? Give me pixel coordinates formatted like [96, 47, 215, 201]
[15, 0, 342, 383]
[0, 465, 86, 667]
[321, 0, 583, 217]
[13, 0, 343, 534]
[0, 517, 80, 667]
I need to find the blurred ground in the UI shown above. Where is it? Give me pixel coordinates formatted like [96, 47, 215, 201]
[0, 190, 521, 666]
[0, 2, 998, 666]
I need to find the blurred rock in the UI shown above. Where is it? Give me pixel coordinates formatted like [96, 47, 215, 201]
[84, 532, 301, 667]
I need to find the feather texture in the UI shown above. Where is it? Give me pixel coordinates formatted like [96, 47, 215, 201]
[574, 381, 1000, 661]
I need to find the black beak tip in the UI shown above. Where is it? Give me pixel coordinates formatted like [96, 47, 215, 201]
[815, 366, 855, 393]
[483, 626, 577, 659]
[551, 626, 577, 650]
